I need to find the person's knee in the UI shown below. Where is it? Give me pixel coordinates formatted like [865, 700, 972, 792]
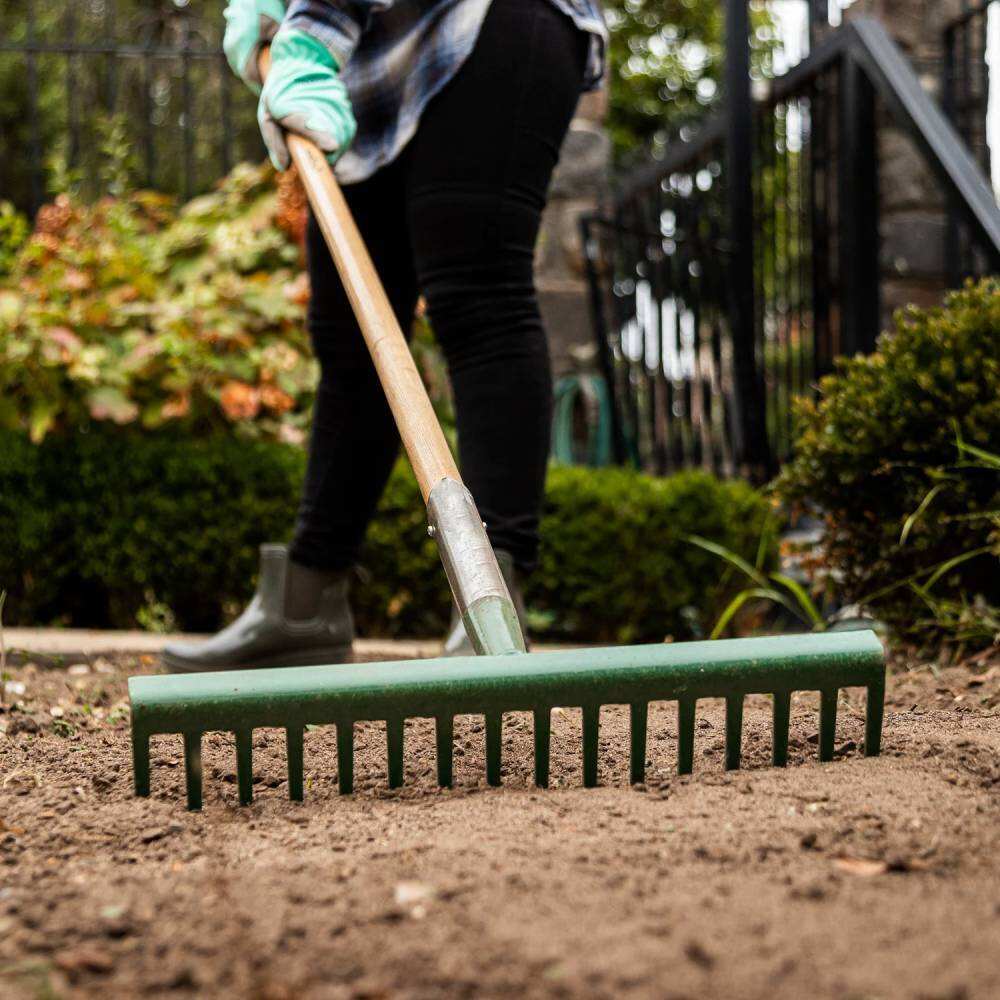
[424, 267, 548, 371]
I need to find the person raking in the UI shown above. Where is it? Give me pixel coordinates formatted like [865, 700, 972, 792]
[162, 0, 607, 671]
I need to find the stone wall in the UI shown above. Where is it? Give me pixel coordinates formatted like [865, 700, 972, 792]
[840, 0, 967, 317]
[535, 88, 611, 378]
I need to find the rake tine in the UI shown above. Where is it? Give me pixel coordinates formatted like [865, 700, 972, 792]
[725, 694, 744, 771]
[435, 716, 454, 787]
[235, 728, 253, 805]
[337, 722, 354, 794]
[133, 730, 151, 797]
[184, 732, 203, 811]
[582, 705, 600, 787]
[286, 726, 304, 801]
[387, 717, 405, 789]
[629, 702, 648, 785]
[533, 708, 551, 788]
[485, 712, 503, 787]
[865, 677, 885, 757]
[819, 689, 838, 762]
[677, 698, 696, 775]
[772, 691, 791, 768]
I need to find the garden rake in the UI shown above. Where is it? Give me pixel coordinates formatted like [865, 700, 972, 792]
[128, 62, 887, 810]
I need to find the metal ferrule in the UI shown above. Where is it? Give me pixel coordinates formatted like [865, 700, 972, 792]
[427, 478, 511, 616]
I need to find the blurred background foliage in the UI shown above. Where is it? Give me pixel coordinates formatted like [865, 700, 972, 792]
[0, 0, 784, 213]
[604, 0, 778, 159]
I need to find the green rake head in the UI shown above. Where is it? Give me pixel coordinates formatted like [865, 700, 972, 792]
[129, 631, 886, 810]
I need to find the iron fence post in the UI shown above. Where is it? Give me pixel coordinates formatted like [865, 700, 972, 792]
[580, 215, 627, 465]
[725, 0, 771, 479]
[942, 23, 962, 287]
[808, 0, 827, 47]
[25, 0, 44, 215]
[838, 51, 881, 355]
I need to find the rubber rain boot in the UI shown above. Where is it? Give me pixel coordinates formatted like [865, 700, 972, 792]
[160, 544, 354, 672]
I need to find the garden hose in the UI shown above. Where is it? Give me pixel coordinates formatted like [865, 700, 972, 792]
[552, 373, 614, 467]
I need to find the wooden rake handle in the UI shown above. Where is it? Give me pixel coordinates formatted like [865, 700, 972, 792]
[258, 49, 525, 656]
[259, 49, 458, 503]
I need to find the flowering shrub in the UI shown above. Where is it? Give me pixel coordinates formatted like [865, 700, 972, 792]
[0, 163, 318, 444]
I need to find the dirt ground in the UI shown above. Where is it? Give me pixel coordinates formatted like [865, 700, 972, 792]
[0, 644, 998, 1000]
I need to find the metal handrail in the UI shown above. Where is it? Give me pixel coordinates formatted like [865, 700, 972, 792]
[849, 18, 1000, 261]
[602, 17, 1000, 262]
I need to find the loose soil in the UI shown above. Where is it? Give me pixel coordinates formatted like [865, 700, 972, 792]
[1, 646, 998, 1000]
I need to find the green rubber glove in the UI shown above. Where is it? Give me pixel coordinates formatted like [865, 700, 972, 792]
[223, 0, 286, 93]
[258, 27, 357, 172]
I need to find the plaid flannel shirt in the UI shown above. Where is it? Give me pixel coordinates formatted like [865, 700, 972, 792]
[283, 0, 607, 184]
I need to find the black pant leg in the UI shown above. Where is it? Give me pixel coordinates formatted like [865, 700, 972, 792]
[289, 162, 419, 570]
[404, 0, 589, 572]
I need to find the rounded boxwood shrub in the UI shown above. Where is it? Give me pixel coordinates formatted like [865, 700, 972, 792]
[0, 429, 772, 643]
[775, 278, 1000, 640]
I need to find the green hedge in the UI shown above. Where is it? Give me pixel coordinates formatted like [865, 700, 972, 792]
[0, 430, 773, 643]
[775, 279, 1000, 642]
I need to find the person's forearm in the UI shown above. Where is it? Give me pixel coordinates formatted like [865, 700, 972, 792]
[284, 0, 395, 68]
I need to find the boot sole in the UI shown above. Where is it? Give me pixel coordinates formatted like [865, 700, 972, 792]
[160, 645, 355, 674]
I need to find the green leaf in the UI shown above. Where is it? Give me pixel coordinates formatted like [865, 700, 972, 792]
[900, 482, 948, 545]
[956, 439, 1000, 470]
[710, 590, 757, 640]
[29, 399, 57, 443]
[686, 534, 769, 589]
[754, 513, 778, 571]
[920, 546, 995, 594]
[771, 573, 824, 627]
[87, 387, 139, 425]
[710, 586, 796, 640]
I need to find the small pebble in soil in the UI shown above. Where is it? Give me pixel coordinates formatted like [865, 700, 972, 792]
[55, 944, 115, 974]
[684, 940, 715, 969]
[140, 823, 183, 844]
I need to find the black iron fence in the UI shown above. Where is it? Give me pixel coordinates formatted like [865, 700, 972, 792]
[0, 0, 262, 215]
[585, 15, 1000, 480]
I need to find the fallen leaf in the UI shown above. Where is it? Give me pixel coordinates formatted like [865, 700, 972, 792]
[834, 857, 888, 877]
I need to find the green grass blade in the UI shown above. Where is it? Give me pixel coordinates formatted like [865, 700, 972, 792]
[860, 544, 996, 606]
[710, 587, 799, 639]
[900, 483, 948, 545]
[710, 590, 756, 640]
[955, 436, 1000, 470]
[754, 515, 779, 572]
[687, 535, 770, 589]
[771, 573, 824, 628]
[920, 546, 995, 593]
